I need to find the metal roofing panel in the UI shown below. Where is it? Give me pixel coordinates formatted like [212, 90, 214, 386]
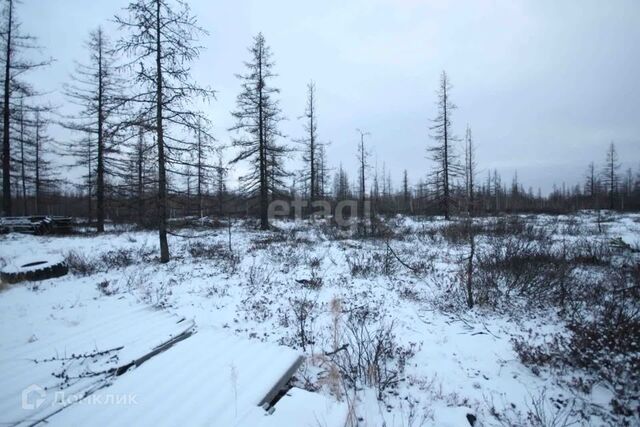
[47, 330, 305, 427]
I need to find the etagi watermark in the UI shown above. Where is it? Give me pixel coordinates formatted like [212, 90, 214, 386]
[21, 384, 137, 410]
[268, 198, 370, 228]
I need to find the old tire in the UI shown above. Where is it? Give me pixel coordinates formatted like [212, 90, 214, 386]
[0, 257, 68, 284]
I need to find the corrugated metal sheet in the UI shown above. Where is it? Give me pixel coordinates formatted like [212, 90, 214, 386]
[0, 306, 195, 426]
[2, 302, 346, 427]
[245, 387, 350, 427]
[47, 330, 322, 426]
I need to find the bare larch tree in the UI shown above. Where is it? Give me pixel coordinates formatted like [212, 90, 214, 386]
[333, 163, 351, 201]
[1, 0, 50, 215]
[215, 152, 226, 216]
[428, 70, 460, 220]
[63, 27, 126, 232]
[602, 142, 620, 210]
[463, 124, 477, 215]
[15, 96, 30, 213]
[230, 33, 285, 230]
[192, 118, 215, 218]
[356, 129, 370, 233]
[356, 129, 370, 207]
[115, 0, 214, 261]
[26, 110, 56, 214]
[297, 81, 321, 208]
[584, 161, 598, 207]
[402, 169, 410, 213]
[317, 144, 329, 199]
[123, 125, 156, 226]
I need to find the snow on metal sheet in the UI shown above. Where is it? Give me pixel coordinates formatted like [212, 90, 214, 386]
[0, 304, 194, 426]
[244, 387, 349, 427]
[47, 330, 308, 427]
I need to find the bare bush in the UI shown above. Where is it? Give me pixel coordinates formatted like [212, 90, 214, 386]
[296, 256, 323, 290]
[100, 248, 136, 269]
[203, 278, 230, 298]
[188, 241, 225, 258]
[64, 251, 98, 276]
[439, 220, 484, 245]
[346, 247, 397, 278]
[239, 261, 276, 322]
[474, 236, 576, 308]
[490, 388, 579, 427]
[397, 284, 423, 302]
[96, 280, 117, 296]
[66, 247, 149, 276]
[328, 310, 415, 399]
[487, 216, 550, 241]
[246, 260, 272, 291]
[267, 243, 304, 272]
[525, 389, 578, 427]
[188, 241, 240, 274]
[318, 220, 353, 241]
[139, 279, 173, 309]
[250, 231, 289, 249]
[512, 266, 640, 423]
[287, 294, 318, 352]
[364, 216, 394, 240]
[567, 238, 612, 266]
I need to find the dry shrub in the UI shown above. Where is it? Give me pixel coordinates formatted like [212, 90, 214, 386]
[346, 248, 397, 278]
[64, 250, 97, 276]
[439, 220, 484, 245]
[188, 241, 240, 273]
[567, 238, 612, 266]
[288, 294, 318, 352]
[512, 267, 640, 424]
[327, 308, 416, 400]
[100, 248, 136, 269]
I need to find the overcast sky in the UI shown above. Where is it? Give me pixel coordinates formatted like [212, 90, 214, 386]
[19, 0, 640, 194]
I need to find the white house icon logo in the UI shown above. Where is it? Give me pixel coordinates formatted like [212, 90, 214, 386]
[21, 384, 46, 410]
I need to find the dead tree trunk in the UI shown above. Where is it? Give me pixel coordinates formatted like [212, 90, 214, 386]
[2, 0, 13, 215]
[155, 0, 169, 262]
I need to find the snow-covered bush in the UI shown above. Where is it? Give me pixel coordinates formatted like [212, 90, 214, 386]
[139, 279, 173, 309]
[285, 294, 318, 352]
[250, 231, 290, 249]
[65, 247, 147, 276]
[512, 264, 640, 424]
[327, 308, 415, 400]
[96, 280, 117, 296]
[346, 248, 397, 278]
[489, 387, 579, 427]
[266, 243, 304, 272]
[64, 250, 98, 276]
[439, 220, 484, 245]
[473, 235, 577, 308]
[566, 238, 613, 266]
[100, 248, 136, 269]
[188, 241, 225, 258]
[188, 241, 240, 273]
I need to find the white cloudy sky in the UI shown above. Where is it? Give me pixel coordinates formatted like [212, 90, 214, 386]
[19, 0, 640, 194]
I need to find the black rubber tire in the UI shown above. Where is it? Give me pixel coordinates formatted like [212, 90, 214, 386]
[0, 260, 69, 284]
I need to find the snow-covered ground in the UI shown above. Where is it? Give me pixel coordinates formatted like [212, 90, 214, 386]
[1, 211, 639, 426]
